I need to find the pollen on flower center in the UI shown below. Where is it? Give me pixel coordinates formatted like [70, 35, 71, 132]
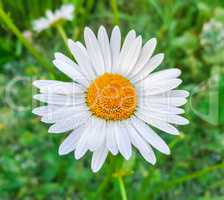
[86, 73, 137, 121]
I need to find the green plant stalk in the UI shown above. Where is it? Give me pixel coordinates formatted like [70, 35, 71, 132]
[110, 0, 120, 25]
[162, 162, 224, 190]
[56, 24, 74, 58]
[56, 24, 68, 47]
[118, 176, 128, 200]
[94, 156, 118, 199]
[142, 162, 224, 199]
[139, 159, 224, 199]
[0, 7, 53, 73]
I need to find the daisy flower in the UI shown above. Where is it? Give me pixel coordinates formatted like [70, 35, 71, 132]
[33, 26, 189, 172]
[200, 19, 224, 53]
[32, 4, 74, 33]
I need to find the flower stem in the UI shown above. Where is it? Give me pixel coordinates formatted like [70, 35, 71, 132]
[110, 0, 120, 25]
[55, 24, 73, 58]
[0, 7, 53, 73]
[56, 24, 68, 47]
[118, 176, 128, 200]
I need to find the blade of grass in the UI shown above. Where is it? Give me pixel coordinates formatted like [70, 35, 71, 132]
[148, 0, 163, 22]
[142, 162, 224, 200]
[161, 162, 224, 190]
[118, 176, 128, 200]
[55, 24, 71, 55]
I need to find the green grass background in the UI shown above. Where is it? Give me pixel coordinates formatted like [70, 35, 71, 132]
[0, 0, 224, 199]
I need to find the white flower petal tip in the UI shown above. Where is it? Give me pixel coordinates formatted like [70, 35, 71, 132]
[99, 25, 105, 30]
[32, 80, 39, 88]
[140, 148, 157, 165]
[58, 146, 68, 156]
[144, 153, 156, 165]
[74, 147, 88, 160]
[183, 90, 190, 98]
[67, 38, 74, 47]
[91, 146, 108, 173]
[164, 148, 171, 155]
[74, 152, 81, 160]
[171, 130, 180, 135]
[124, 154, 132, 160]
[151, 37, 157, 43]
[151, 160, 156, 165]
[33, 94, 40, 100]
[32, 25, 189, 172]
[160, 143, 171, 155]
[91, 164, 103, 173]
[84, 26, 93, 36]
[157, 53, 164, 62]
[74, 149, 85, 160]
[54, 52, 64, 59]
[181, 118, 189, 125]
[48, 126, 60, 134]
[58, 128, 83, 155]
[148, 38, 157, 49]
[32, 107, 42, 115]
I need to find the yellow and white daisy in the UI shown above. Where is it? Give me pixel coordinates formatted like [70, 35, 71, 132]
[32, 4, 74, 33]
[33, 26, 189, 172]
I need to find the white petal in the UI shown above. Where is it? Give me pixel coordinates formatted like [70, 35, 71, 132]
[146, 90, 189, 100]
[53, 59, 89, 87]
[91, 144, 108, 173]
[84, 27, 105, 75]
[139, 103, 184, 115]
[74, 119, 93, 159]
[54, 52, 77, 69]
[33, 94, 85, 106]
[88, 118, 106, 151]
[129, 38, 157, 78]
[33, 80, 62, 88]
[110, 26, 121, 73]
[125, 121, 156, 164]
[48, 112, 90, 133]
[114, 122, 132, 160]
[74, 135, 89, 159]
[106, 122, 118, 155]
[132, 53, 164, 83]
[137, 142, 156, 164]
[137, 79, 182, 96]
[139, 96, 187, 107]
[42, 107, 88, 123]
[98, 26, 112, 72]
[32, 105, 58, 116]
[120, 36, 142, 76]
[131, 117, 170, 154]
[67, 39, 96, 80]
[58, 126, 85, 155]
[160, 90, 190, 98]
[138, 109, 189, 125]
[33, 80, 84, 95]
[116, 30, 136, 74]
[140, 68, 181, 84]
[135, 111, 179, 135]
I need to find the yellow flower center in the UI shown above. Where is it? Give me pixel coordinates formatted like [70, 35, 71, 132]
[86, 73, 137, 121]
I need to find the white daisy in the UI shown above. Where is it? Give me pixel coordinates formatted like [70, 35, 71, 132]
[32, 4, 74, 33]
[32, 26, 189, 172]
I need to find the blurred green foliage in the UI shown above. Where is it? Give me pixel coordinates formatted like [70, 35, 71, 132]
[0, 0, 224, 199]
